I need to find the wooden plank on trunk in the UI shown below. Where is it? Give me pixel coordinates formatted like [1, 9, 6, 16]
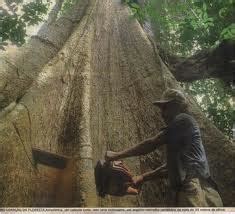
[32, 148, 70, 169]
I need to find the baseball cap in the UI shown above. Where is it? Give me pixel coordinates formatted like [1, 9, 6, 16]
[153, 89, 187, 106]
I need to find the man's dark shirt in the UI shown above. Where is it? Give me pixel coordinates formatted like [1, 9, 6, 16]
[163, 113, 210, 189]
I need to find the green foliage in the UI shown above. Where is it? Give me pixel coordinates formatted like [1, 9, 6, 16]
[5, 0, 23, 5]
[21, 1, 48, 25]
[59, 0, 79, 16]
[220, 23, 235, 40]
[176, 0, 235, 51]
[0, 0, 50, 49]
[0, 13, 26, 48]
[121, 0, 146, 23]
[185, 79, 235, 139]
[128, 0, 234, 55]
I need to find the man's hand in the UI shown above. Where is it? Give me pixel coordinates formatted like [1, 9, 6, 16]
[105, 150, 118, 162]
[132, 175, 144, 188]
[126, 186, 139, 195]
[141, 164, 168, 182]
[123, 175, 144, 195]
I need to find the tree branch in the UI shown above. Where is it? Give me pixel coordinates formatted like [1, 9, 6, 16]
[158, 40, 235, 84]
[47, 0, 64, 24]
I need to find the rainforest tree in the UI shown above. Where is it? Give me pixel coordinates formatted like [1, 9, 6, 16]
[0, 0, 234, 207]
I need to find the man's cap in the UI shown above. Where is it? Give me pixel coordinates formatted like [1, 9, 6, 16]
[153, 89, 187, 106]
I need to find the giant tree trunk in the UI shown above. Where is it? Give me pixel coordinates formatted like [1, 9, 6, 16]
[0, 0, 234, 207]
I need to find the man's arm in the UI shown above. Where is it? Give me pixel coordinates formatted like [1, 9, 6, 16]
[132, 164, 168, 188]
[105, 130, 167, 161]
[142, 163, 168, 181]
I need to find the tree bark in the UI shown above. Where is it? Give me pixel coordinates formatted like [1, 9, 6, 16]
[0, 0, 234, 207]
[0, 0, 89, 110]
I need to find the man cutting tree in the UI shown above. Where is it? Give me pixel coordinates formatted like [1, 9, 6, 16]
[105, 89, 223, 207]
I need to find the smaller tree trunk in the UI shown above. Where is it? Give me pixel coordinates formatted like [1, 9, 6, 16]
[0, 0, 89, 110]
[140, 12, 234, 84]
[47, 0, 64, 24]
[161, 40, 235, 84]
